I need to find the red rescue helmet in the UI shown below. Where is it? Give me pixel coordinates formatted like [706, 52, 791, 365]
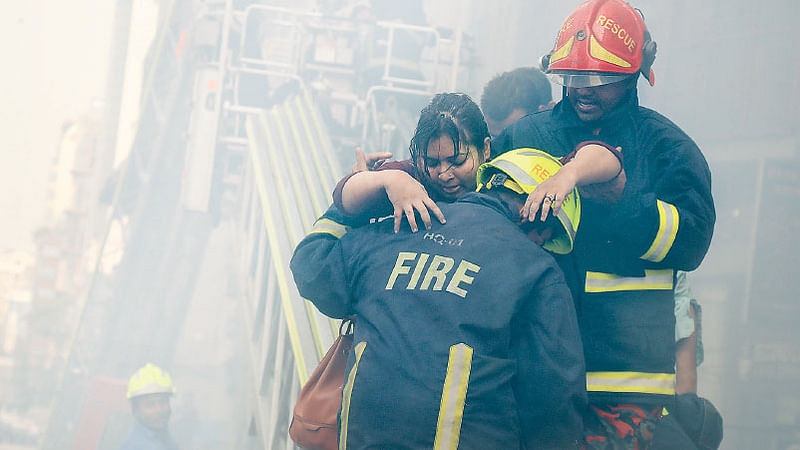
[541, 0, 657, 88]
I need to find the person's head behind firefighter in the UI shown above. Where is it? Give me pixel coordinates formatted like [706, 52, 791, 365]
[480, 67, 553, 137]
[409, 93, 491, 202]
[540, 0, 657, 123]
[126, 363, 175, 432]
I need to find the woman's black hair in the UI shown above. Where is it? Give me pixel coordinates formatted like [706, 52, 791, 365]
[409, 93, 490, 176]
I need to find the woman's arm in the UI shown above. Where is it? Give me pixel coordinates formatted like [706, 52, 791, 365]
[522, 143, 623, 222]
[675, 319, 698, 394]
[340, 169, 446, 233]
[561, 142, 623, 185]
[339, 170, 398, 216]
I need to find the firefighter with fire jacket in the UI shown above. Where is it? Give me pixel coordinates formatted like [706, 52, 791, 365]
[492, 0, 719, 448]
[291, 149, 586, 449]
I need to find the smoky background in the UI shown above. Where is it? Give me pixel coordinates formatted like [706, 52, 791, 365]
[0, 0, 797, 448]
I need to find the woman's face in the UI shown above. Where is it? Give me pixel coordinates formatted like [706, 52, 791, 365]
[417, 135, 491, 201]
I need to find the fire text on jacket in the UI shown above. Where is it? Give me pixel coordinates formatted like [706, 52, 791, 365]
[385, 252, 481, 298]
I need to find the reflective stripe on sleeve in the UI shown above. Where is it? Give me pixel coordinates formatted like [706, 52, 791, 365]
[641, 200, 679, 262]
[308, 218, 350, 239]
[585, 269, 674, 293]
[434, 343, 473, 450]
[339, 341, 366, 450]
[587, 371, 676, 396]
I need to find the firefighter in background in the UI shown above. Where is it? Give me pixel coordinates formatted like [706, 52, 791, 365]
[291, 149, 587, 449]
[492, 0, 719, 447]
[480, 67, 554, 138]
[121, 363, 179, 450]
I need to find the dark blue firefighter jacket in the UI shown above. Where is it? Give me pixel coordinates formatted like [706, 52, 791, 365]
[291, 192, 586, 449]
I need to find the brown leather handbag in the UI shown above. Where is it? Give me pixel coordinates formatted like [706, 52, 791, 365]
[289, 319, 354, 450]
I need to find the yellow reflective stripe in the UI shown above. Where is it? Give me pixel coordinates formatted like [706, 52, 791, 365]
[272, 106, 314, 231]
[515, 149, 564, 165]
[641, 200, 680, 263]
[293, 97, 334, 202]
[483, 150, 565, 193]
[259, 111, 327, 361]
[589, 34, 632, 68]
[282, 101, 325, 218]
[434, 343, 473, 450]
[549, 36, 575, 64]
[556, 206, 576, 243]
[587, 371, 675, 396]
[246, 118, 308, 382]
[491, 159, 541, 190]
[339, 341, 366, 450]
[302, 91, 341, 190]
[308, 218, 350, 239]
[585, 269, 674, 293]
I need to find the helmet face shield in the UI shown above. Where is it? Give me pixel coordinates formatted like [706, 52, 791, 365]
[547, 71, 633, 88]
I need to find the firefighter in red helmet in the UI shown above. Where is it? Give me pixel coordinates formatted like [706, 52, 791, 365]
[493, 1, 721, 448]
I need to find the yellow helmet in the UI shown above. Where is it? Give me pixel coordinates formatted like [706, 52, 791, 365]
[127, 363, 176, 399]
[477, 148, 581, 254]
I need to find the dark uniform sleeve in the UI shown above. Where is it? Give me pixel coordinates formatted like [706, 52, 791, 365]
[290, 206, 355, 318]
[512, 265, 586, 449]
[600, 132, 715, 271]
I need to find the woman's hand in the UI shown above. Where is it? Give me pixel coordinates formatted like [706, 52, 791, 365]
[521, 166, 578, 223]
[521, 143, 624, 221]
[383, 171, 446, 233]
[353, 147, 393, 172]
